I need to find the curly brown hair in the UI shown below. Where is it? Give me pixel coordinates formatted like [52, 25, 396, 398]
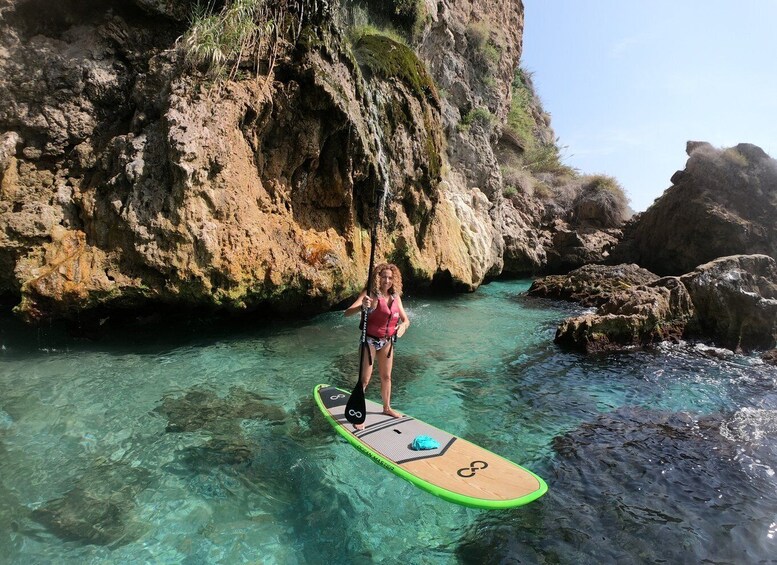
[369, 263, 402, 297]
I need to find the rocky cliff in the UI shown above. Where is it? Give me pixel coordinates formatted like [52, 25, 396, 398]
[1, 0, 577, 323]
[611, 141, 777, 275]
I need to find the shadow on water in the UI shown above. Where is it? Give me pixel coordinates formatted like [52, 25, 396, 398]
[327, 347, 430, 395]
[0, 306, 326, 358]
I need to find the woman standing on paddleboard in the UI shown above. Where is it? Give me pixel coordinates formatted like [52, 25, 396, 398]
[344, 263, 410, 425]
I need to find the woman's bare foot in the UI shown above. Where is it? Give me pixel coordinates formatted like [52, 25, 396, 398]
[354, 423, 365, 431]
[383, 407, 402, 418]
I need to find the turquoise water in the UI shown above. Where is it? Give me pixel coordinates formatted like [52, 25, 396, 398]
[1, 280, 776, 563]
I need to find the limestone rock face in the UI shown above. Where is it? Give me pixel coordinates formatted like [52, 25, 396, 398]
[131, 0, 190, 20]
[418, 0, 529, 280]
[611, 142, 777, 275]
[680, 255, 777, 351]
[0, 0, 182, 307]
[501, 193, 548, 273]
[0, 0, 497, 321]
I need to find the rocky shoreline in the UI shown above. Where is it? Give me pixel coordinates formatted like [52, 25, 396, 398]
[1, 1, 776, 358]
[529, 255, 777, 358]
[528, 141, 777, 359]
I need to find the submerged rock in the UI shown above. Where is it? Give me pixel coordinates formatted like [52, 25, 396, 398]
[548, 406, 776, 562]
[153, 387, 286, 433]
[0, 475, 32, 554]
[458, 406, 777, 563]
[31, 460, 150, 546]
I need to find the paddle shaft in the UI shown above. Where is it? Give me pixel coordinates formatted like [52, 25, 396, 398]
[345, 187, 384, 424]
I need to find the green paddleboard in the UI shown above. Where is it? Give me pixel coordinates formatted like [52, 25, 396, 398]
[314, 384, 548, 509]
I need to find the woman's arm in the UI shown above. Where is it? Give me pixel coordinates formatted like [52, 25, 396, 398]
[344, 290, 369, 317]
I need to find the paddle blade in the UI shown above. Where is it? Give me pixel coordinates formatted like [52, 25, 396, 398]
[344, 381, 366, 424]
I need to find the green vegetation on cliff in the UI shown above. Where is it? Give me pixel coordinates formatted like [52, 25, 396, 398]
[349, 27, 442, 180]
[497, 68, 632, 226]
[181, 0, 265, 79]
[506, 68, 570, 175]
[466, 20, 503, 72]
[459, 107, 493, 132]
[350, 28, 436, 99]
[180, 0, 306, 80]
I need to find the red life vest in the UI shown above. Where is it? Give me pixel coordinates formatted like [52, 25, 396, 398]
[365, 295, 400, 339]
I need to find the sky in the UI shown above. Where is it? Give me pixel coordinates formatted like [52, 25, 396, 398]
[520, 0, 777, 212]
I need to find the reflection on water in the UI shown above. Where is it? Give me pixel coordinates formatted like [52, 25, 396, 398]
[1, 280, 776, 563]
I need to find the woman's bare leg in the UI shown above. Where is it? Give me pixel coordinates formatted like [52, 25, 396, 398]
[377, 345, 401, 417]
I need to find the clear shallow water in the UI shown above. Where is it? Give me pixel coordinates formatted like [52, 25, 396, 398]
[0, 280, 775, 563]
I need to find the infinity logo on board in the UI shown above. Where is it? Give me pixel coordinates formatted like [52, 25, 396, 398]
[457, 460, 489, 478]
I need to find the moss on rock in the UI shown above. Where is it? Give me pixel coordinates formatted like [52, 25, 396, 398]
[352, 31, 436, 101]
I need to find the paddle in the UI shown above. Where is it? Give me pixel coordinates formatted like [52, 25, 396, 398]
[343, 308, 369, 425]
[345, 185, 384, 425]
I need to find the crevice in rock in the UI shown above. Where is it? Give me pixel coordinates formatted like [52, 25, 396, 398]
[8, 0, 153, 40]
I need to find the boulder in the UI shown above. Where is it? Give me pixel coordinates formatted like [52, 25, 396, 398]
[680, 254, 777, 351]
[544, 220, 622, 274]
[762, 349, 777, 366]
[528, 263, 659, 307]
[545, 254, 777, 353]
[555, 276, 694, 353]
